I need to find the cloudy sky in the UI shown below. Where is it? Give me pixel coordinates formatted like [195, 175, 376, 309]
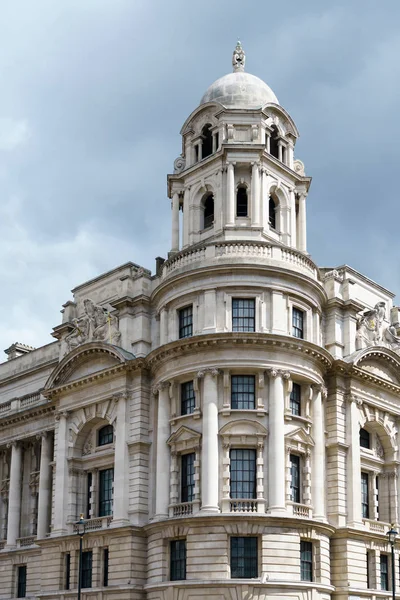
[1, 0, 399, 354]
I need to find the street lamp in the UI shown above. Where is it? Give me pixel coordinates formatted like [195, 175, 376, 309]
[387, 525, 398, 600]
[75, 514, 86, 600]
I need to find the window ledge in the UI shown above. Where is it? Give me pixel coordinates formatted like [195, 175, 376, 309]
[220, 408, 266, 417]
[170, 410, 201, 426]
[285, 413, 312, 425]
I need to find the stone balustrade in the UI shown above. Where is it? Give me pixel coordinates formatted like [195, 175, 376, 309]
[0, 390, 44, 418]
[72, 515, 113, 533]
[229, 499, 258, 513]
[289, 502, 312, 518]
[170, 502, 194, 518]
[17, 536, 37, 547]
[162, 241, 318, 281]
[363, 518, 389, 534]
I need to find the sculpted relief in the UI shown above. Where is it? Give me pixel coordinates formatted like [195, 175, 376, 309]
[356, 302, 400, 353]
[63, 299, 121, 353]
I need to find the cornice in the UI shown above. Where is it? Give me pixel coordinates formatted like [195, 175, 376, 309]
[0, 404, 55, 429]
[146, 333, 333, 372]
[332, 359, 400, 395]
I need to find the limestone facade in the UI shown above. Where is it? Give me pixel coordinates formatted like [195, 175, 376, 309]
[1, 43, 400, 600]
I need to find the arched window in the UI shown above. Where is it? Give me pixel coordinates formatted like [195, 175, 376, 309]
[269, 125, 279, 160]
[202, 124, 213, 159]
[269, 196, 277, 230]
[360, 428, 370, 449]
[98, 424, 113, 447]
[236, 186, 248, 217]
[203, 194, 214, 229]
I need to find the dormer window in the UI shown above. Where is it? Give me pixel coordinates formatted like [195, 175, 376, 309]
[201, 124, 213, 159]
[236, 186, 248, 217]
[203, 193, 214, 229]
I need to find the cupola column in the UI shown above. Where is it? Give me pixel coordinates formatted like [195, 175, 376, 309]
[6, 441, 22, 547]
[227, 163, 235, 225]
[251, 162, 261, 226]
[171, 192, 180, 253]
[267, 369, 288, 514]
[298, 192, 307, 252]
[200, 369, 220, 513]
[182, 188, 190, 248]
[290, 189, 297, 248]
[312, 385, 326, 520]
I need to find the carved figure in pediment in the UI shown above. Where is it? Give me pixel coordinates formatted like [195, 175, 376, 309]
[92, 308, 121, 345]
[64, 298, 121, 351]
[356, 302, 386, 349]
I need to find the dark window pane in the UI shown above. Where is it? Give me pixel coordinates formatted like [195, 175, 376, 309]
[269, 196, 277, 229]
[179, 306, 193, 339]
[361, 472, 369, 519]
[170, 540, 186, 581]
[290, 454, 300, 504]
[65, 553, 70, 590]
[292, 307, 304, 339]
[381, 554, 388, 590]
[300, 541, 313, 581]
[181, 453, 195, 503]
[17, 566, 27, 598]
[231, 537, 258, 578]
[236, 187, 248, 217]
[203, 194, 214, 228]
[232, 299, 255, 332]
[181, 381, 195, 415]
[103, 548, 109, 587]
[99, 468, 114, 517]
[360, 428, 370, 449]
[290, 383, 301, 416]
[86, 472, 92, 519]
[231, 375, 255, 410]
[202, 124, 212, 159]
[230, 449, 256, 499]
[82, 551, 92, 589]
[98, 424, 113, 446]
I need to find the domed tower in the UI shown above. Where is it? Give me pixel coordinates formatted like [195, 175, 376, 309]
[148, 44, 331, 599]
[167, 41, 311, 254]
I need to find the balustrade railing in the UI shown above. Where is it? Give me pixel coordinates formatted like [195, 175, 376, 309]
[289, 503, 311, 518]
[170, 502, 194, 518]
[17, 536, 36, 547]
[363, 518, 388, 534]
[230, 499, 258, 513]
[72, 515, 112, 533]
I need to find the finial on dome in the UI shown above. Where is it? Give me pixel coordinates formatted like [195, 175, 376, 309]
[232, 40, 245, 72]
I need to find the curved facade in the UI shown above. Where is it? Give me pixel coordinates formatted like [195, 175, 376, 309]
[1, 43, 400, 600]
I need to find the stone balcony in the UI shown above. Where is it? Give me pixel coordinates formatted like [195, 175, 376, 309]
[71, 515, 113, 533]
[162, 240, 319, 282]
[363, 518, 390, 534]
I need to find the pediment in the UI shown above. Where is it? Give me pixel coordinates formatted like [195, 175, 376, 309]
[45, 342, 131, 390]
[219, 419, 268, 438]
[167, 426, 201, 452]
[353, 348, 400, 386]
[359, 360, 398, 383]
[286, 427, 314, 448]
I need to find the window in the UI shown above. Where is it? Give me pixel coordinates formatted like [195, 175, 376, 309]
[202, 124, 213, 159]
[98, 424, 113, 447]
[380, 554, 388, 590]
[170, 540, 186, 581]
[103, 548, 109, 587]
[236, 186, 248, 217]
[290, 454, 301, 504]
[231, 537, 258, 578]
[269, 196, 277, 229]
[179, 305, 193, 339]
[86, 472, 92, 519]
[17, 566, 26, 598]
[300, 541, 313, 582]
[269, 126, 279, 159]
[99, 468, 114, 517]
[203, 194, 214, 229]
[82, 551, 93, 589]
[232, 298, 255, 332]
[65, 553, 71, 590]
[181, 453, 195, 503]
[361, 472, 369, 518]
[230, 449, 256, 499]
[181, 381, 195, 415]
[231, 375, 255, 410]
[360, 428, 370, 449]
[290, 383, 301, 416]
[292, 307, 304, 339]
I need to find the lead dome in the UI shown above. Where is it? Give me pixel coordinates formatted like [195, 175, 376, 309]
[199, 41, 279, 108]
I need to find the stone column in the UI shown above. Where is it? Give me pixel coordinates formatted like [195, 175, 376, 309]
[200, 369, 220, 513]
[298, 193, 307, 252]
[289, 188, 297, 248]
[182, 188, 190, 248]
[312, 385, 326, 520]
[37, 432, 52, 539]
[154, 383, 170, 519]
[347, 396, 363, 527]
[171, 192, 180, 253]
[53, 411, 69, 536]
[226, 162, 235, 225]
[112, 393, 129, 526]
[251, 162, 261, 226]
[287, 142, 294, 169]
[6, 442, 22, 547]
[159, 307, 168, 346]
[267, 370, 288, 513]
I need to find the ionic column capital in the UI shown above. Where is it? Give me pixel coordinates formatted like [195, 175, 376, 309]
[266, 368, 290, 379]
[313, 384, 327, 399]
[197, 368, 220, 379]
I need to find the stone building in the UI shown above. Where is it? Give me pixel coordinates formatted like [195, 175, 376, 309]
[1, 41, 400, 600]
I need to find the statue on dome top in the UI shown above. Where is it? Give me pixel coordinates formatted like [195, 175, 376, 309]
[232, 40, 245, 72]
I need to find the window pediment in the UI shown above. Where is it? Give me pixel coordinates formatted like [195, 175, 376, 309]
[286, 427, 314, 454]
[167, 426, 201, 453]
[219, 419, 267, 447]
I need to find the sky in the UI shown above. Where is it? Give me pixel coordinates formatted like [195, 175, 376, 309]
[1, 0, 399, 352]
